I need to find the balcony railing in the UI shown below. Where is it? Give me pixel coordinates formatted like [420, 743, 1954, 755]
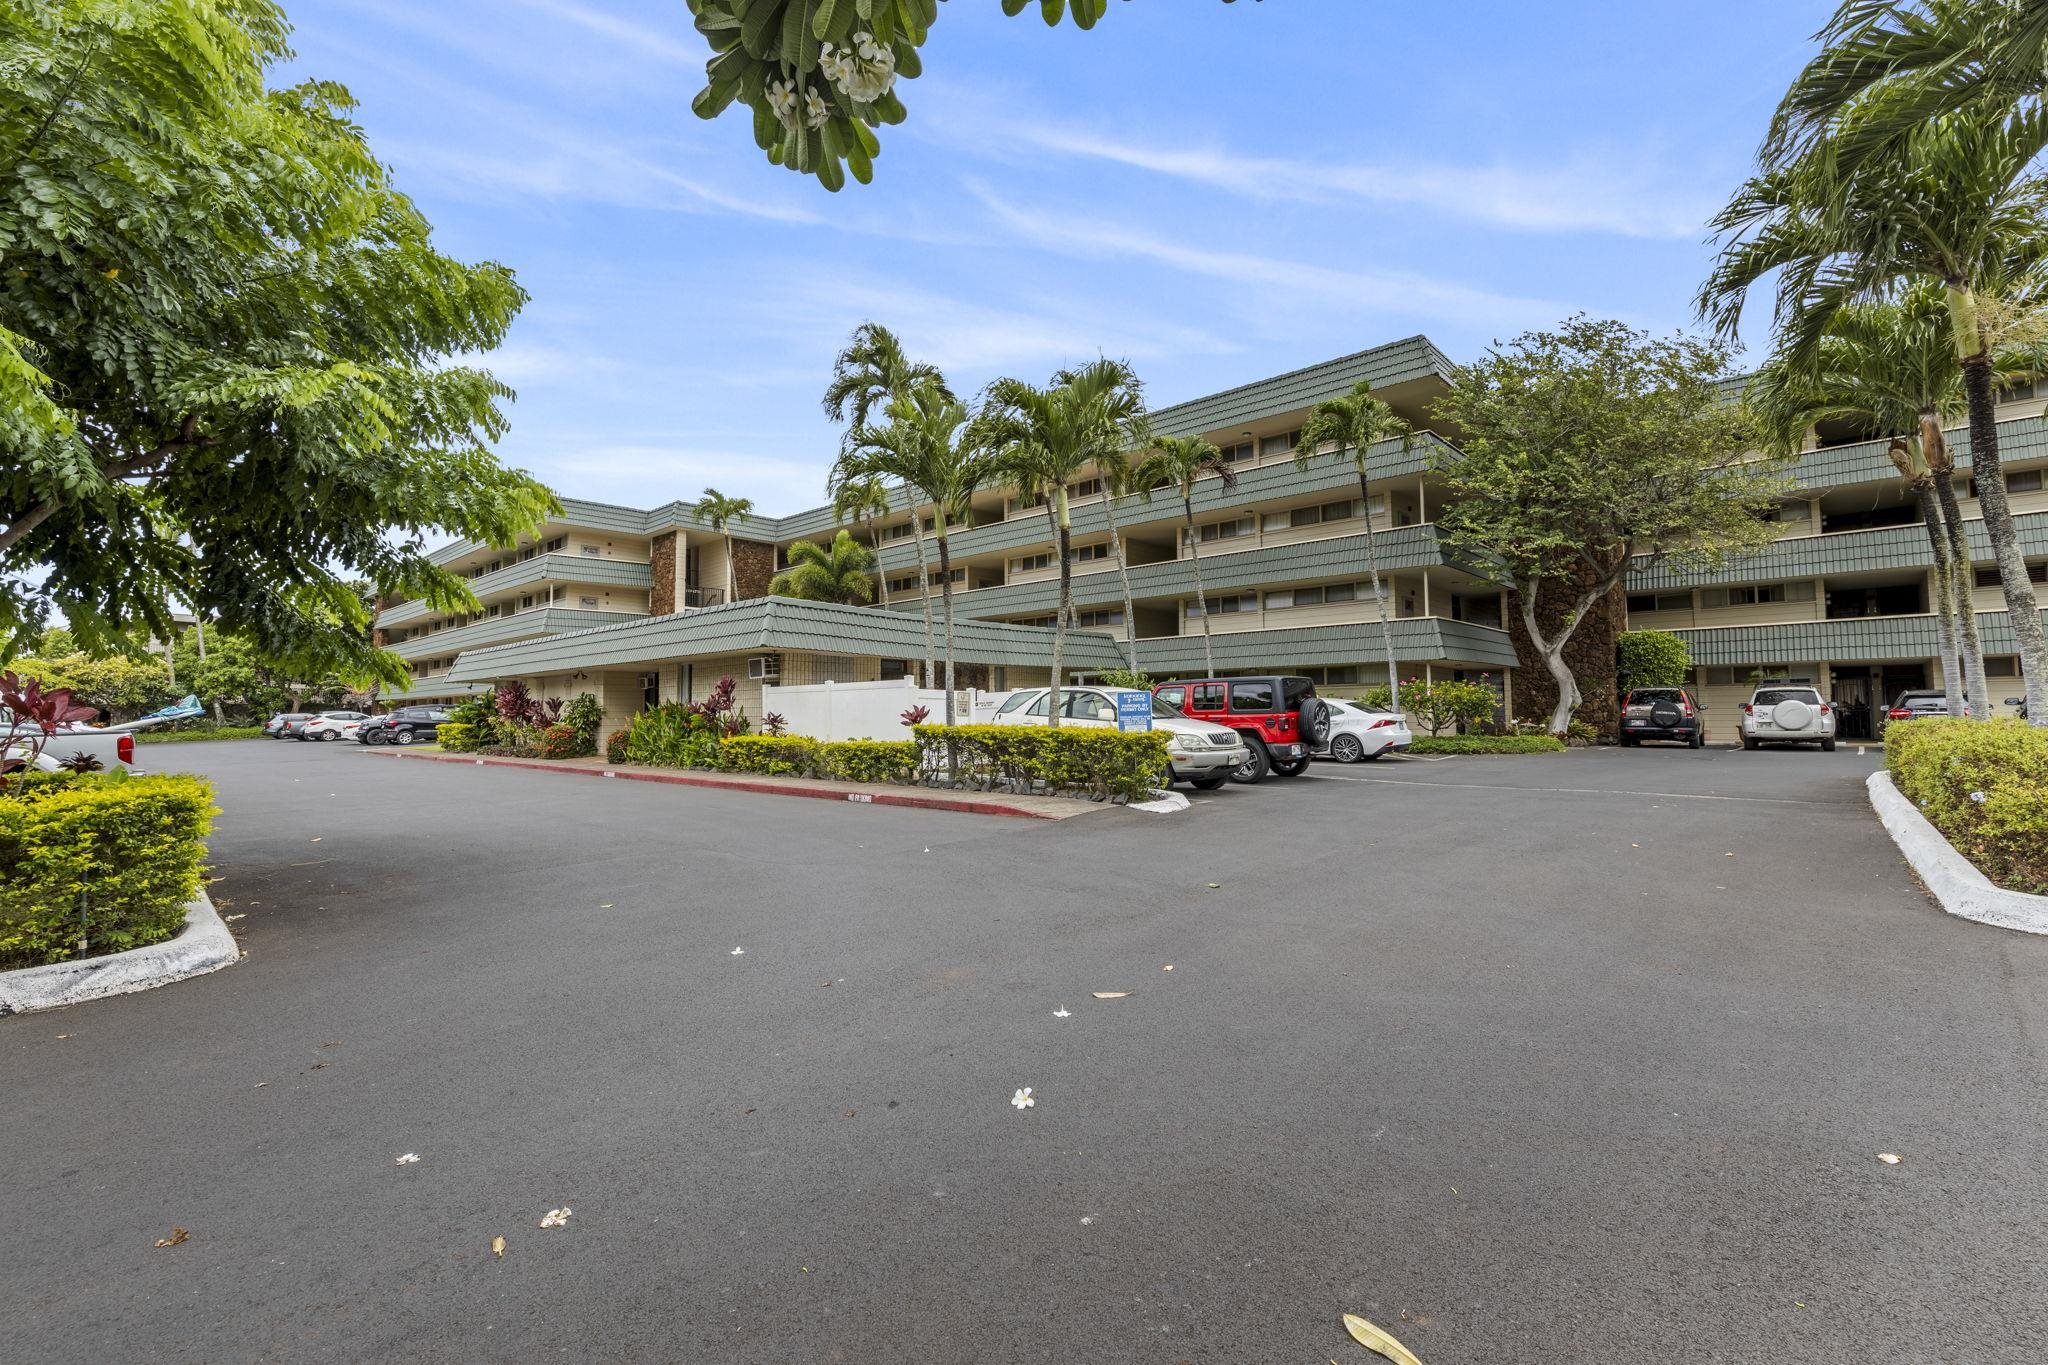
[682, 586, 725, 609]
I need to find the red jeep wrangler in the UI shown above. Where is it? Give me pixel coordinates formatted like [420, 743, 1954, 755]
[1154, 675, 1331, 783]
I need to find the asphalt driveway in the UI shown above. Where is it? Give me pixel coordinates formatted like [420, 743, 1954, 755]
[7, 738, 2047, 1362]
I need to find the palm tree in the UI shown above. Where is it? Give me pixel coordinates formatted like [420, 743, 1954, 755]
[1293, 381, 1414, 714]
[1096, 430, 1165, 675]
[832, 474, 894, 608]
[839, 382, 995, 725]
[768, 531, 876, 606]
[692, 487, 755, 603]
[975, 359, 1145, 725]
[1700, 110, 2048, 722]
[1146, 434, 1237, 679]
[1744, 284, 2013, 716]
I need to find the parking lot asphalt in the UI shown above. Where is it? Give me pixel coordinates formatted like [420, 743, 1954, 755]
[8, 738, 2048, 1362]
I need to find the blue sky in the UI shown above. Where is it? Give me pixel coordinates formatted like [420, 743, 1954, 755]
[286, 0, 1825, 517]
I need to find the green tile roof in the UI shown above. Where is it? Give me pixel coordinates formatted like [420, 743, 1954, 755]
[1673, 608, 2047, 666]
[1629, 509, 2048, 590]
[1782, 411, 2048, 492]
[1147, 335, 1456, 438]
[443, 596, 1128, 681]
[379, 553, 654, 627]
[387, 607, 625, 661]
[1135, 617, 1518, 674]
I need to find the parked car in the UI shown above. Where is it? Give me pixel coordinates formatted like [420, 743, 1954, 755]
[1885, 689, 1965, 723]
[1313, 698, 1412, 762]
[264, 712, 314, 739]
[1741, 684, 1836, 751]
[1153, 675, 1330, 782]
[296, 710, 371, 742]
[2, 707, 137, 774]
[987, 686, 1248, 789]
[1618, 686, 1707, 748]
[358, 705, 452, 746]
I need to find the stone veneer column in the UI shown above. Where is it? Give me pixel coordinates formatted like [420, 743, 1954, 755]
[650, 530, 679, 614]
[730, 539, 776, 602]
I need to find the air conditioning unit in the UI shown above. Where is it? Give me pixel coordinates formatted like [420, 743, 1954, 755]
[747, 654, 781, 682]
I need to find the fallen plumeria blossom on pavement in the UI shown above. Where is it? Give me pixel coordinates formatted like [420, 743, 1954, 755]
[1010, 1088, 1035, 1109]
[540, 1207, 573, 1228]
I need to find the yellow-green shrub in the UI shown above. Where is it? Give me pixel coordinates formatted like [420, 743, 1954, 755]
[437, 722, 478, 752]
[1887, 718, 2048, 894]
[913, 724, 1171, 802]
[1, 774, 217, 969]
[819, 739, 919, 784]
[719, 734, 821, 776]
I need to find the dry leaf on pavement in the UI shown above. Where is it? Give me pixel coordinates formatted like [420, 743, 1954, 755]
[154, 1228, 189, 1248]
[1091, 991, 1128, 999]
[1878, 1153, 1901, 1164]
[492, 1236, 506, 1258]
[539, 1207, 573, 1228]
[1343, 1311, 1425, 1365]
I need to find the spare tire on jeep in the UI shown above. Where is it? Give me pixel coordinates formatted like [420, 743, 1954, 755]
[1298, 696, 1331, 745]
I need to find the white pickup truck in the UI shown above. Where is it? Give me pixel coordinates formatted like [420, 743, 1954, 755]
[1, 694, 202, 774]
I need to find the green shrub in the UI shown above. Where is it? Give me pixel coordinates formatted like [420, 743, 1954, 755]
[1406, 734, 1565, 755]
[621, 702, 721, 768]
[605, 729, 631, 765]
[1887, 718, 2048, 894]
[134, 725, 265, 744]
[437, 722, 478, 753]
[0, 774, 217, 969]
[913, 724, 1171, 802]
[563, 692, 604, 744]
[719, 734, 822, 776]
[1094, 667, 1153, 691]
[1359, 677, 1498, 736]
[819, 739, 919, 784]
[536, 723, 584, 760]
[1617, 629, 1692, 694]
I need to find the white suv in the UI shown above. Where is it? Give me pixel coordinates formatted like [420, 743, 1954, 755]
[1740, 684, 1836, 752]
[988, 686, 1248, 789]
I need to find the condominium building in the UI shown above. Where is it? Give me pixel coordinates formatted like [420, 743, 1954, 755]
[376, 335, 2048, 741]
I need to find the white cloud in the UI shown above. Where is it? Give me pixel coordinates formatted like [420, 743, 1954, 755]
[966, 184, 1565, 331]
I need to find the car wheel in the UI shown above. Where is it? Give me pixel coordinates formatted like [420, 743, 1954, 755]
[1270, 756, 1311, 777]
[1231, 738, 1270, 784]
[395, 729, 416, 745]
[1689, 731, 1704, 749]
[1191, 773, 1229, 790]
[1330, 733, 1365, 763]
[320, 729, 339, 741]
[1742, 735, 1758, 751]
[1619, 736, 1637, 747]
[1822, 738, 1836, 752]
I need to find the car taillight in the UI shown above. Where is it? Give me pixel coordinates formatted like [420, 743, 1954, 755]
[1367, 718, 1396, 730]
[1742, 703, 1753, 715]
[1819, 703, 1831, 715]
[1887, 707, 1911, 720]
[1681, 698, 1695, 716]
[117, 734, 134, 765]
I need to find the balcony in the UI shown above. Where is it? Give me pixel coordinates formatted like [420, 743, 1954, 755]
[377, 553, 653, 629]
[386, 607, 628, 661]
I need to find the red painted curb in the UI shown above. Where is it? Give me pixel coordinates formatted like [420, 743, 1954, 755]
[370, 748, 1065, 819]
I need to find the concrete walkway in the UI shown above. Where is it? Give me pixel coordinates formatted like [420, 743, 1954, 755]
[373, 747, 1102, 819]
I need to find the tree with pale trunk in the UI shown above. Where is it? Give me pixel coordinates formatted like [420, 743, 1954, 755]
[1095, 435, 1165, 676]
[1745, 284, 2041, 718]
[974, 359, 1146, 726]
[1145, 435, 1237, 679]
[1430, 318, 1785, 737]
[1292, 382, 1414, 715]
[831, 475, 894, 607]
[1701, 94, 2048, 723]
[692, 488, 756, 601]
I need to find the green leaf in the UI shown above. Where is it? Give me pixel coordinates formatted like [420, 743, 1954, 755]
[812, 0, 839, 41]
[739, 0, 784, 58]
[1039, 0, 1065, 25]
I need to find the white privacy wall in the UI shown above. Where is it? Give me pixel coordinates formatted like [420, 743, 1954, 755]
[761, 677, 975, 741]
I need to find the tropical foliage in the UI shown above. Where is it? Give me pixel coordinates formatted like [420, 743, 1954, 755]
[1146, 434, 1236, 679]
[0, 1, 557, 680]
[694, 488, 757, 600]
[770, 530, 878, 604]
[1615, 631, 1693, 696]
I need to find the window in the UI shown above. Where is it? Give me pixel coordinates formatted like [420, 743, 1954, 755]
[1986, 656, 2019, 677]
[1063, 690, 1119, 724]
[1191, 683, 1226, 710]
[1024, 691, 1055, 717]
[1217, 440, 1255, 465]
[1701, 582, 1811, 607]
[1198, 516, 1253, 543]
[814, 655, 861, 683]
[519, 594, 534, 609]
[1976, 562, 2048, 587]
[1010, 551, 1055, 574]
[1075, 609, 1124, 628]
[1366, 493, 1386, 516]
[1971, 469, 2044, 497]
[1267, 583, 1358, 609]
[1156, 685, 1185, 711]
[1998, 380, 2039, 404]
[996, 691, 1037, 717]
[519, 547, 537, 562]
[1229, 680, 1276, 712]
[542, 535, 566, 553]
[1072, 542, 1111, 563]
[1258, 431, 1298, 459]
[1186, 592, 1254, 617]
[880, 658, 912, 679]
[1067, 478, 1103, 499]
[1762, 500, 1812, 523]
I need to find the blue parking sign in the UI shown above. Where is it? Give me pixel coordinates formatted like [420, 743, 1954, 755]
[1114, 689, 1153, 732]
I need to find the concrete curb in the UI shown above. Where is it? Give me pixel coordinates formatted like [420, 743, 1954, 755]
[0, 888, 238, 1016]
[374, 748, 1087, 820]
[1866, 771, 2048, 936]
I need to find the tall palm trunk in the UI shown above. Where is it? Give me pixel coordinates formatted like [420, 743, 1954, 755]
[1959, 348, 2048, 722]
[936, 521, 958, 726]
[908, 506, 936, 688]
[1182, 493, 1216, 678]
[868, 514, 889, 608]
[1049, 488, 1075, 727]
[1098, 487, 1141, 673]
[1924, 415, 1988, 715]
[1355, 466, 1401, 715]
[1912, 478, 1965, 716]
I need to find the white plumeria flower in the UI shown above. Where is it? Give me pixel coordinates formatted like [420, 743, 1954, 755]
[539, 1206, 573, 1227]
[802, 87, 829, 129]
[818, 43, 857, 88]
[853, 31, 881, 61]
[395, 1153, 421, 1165]
[765, 78, 799, 123]
[1011, 1087, 1035, 1109]
[1052, 1008, 1070, 1018]
[730, 946, 745, 956]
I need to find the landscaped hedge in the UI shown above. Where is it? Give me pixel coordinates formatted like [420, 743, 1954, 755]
[1, 774, 217, 969]
[135, 725, 265, 744]
[605, 729, 631, 765]
[437, 722, 479, 753]
[1886, 718, 2048, 894]
[720, 734, 821, 775]
[912, 724, 1170, 802]
[819, 739, 919, 784]
[1406, 734, 1565, 755]
[536, 723, 584, 760]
